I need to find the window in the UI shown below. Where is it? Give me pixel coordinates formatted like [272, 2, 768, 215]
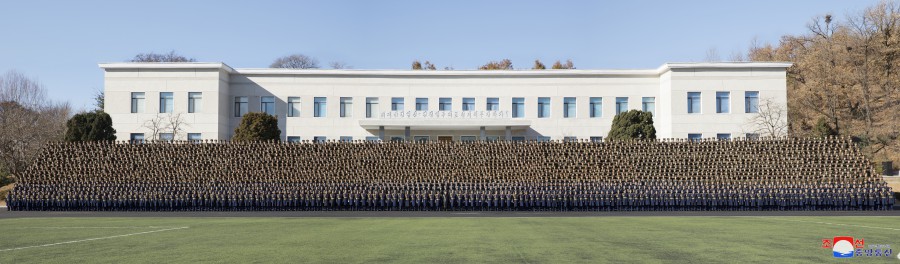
[159, 133, 174, 141]
[745, 133, 760, 140]
[131, 92, 145, 113]
[512, 98, 524, 118]
[340, 136, 353, 142]
[159, 92, 173, 113]
[745, 91, 759, 113]
[563, 136, 577, 142]
[129, 133, 144, 143]
[288, 97, 301, 117]
[462, 98, 475, 111]
[365, 136, 380, 142]
[538, 97, 550, 118]
[391, 97, 404, 111]
[687, 92, 701, 114]
[688, 133, 702, 142]
[390, 136, 405, 142]
[590, 136, 603, 142]
[187, 133, 201, 142]
[511, 136, 526, 142]
[486, 97, 499, 111]
[537, 136, 551, 142]
[261, 96, 275, 115]
[366, 97, 379, 118]
[314, 97, 326, 117]
[439, 98, 451, 111]
[340, 97, 352, 117]
[414, 136, 429, 142]
[590, 97, 602, 118]
[716, 133, 731, 140]
[642, 97, 655, 115]
[234, 96, 248, 117]
[615, 97, 628, 115]
[287, 136, 301, 143]
[415, 98, 428, 111]
[485, 136, 500, 141]
[188, 92, 201, 113]
[563, 97, 576, 118]
[460, 136, 477, 142]
[313, 136, 327, 143]
[715, 92, 730, 113]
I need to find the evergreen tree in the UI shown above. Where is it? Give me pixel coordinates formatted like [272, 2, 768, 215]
[813, 117, 838, 138]
[65, 111, 116, 142]
[607, 110, 656, 140]
[233, 112, 281, 141]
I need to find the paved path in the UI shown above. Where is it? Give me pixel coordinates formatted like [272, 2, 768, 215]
[1, 209, 899, 218]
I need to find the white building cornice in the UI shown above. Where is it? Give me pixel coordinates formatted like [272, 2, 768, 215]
[99, 62, 792, 77]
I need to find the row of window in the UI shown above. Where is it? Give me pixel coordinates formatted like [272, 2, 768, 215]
[130, 92, 202, 114]
[129, 133, 202, 141]
[686, 133, 759, 141]
[129, 91, 761, 117]
[234, 96, 656, 118]
[284, 136, 606, 143]
[687, 91, 759, 114]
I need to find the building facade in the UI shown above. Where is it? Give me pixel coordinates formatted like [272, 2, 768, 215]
[100, 62, 791, 142]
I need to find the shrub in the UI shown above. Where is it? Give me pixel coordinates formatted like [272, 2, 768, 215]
[233, 112, 281, 141]
[65, 110, 116, 142]
[607, 110, 656, 141]
[813, 117, 837, 138]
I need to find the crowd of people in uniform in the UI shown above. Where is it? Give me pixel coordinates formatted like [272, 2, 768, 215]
[5, 136, 895, 211]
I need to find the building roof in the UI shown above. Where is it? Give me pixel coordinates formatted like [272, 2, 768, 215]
[98, 61, 793, 77]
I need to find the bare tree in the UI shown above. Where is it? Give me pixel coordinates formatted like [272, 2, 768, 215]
[551, 59, 575, 69]
[744, 98, 789, 137]
[728, 50, 746, 62]
[165, 113, 189, 141]
[704, 47, 721, 62]
[270, 54, 320, 69]
[0, 71, 70, 182]
[94, 88, 104, 110]
[479, 59, 513, 70]
[131, 51, 196, 62]
[532, 60, 546, 70]
[423, 61, 436, 70]
[0, 70, 50, 109]
[329, 61, 352, 69]
[142, 114, 167, 141]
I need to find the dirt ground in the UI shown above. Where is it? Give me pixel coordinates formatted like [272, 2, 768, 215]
[884, 176, 900, 190]
[0, 183, 11, 207]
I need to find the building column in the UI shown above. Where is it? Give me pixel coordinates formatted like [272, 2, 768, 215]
[404, 126, 411, 141]
[480, 126, 486, 141]
[379, 126, 385, 141]
[505, 126, 511, 140]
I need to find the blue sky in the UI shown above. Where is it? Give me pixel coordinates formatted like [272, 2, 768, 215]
[0, 0, 883, 111]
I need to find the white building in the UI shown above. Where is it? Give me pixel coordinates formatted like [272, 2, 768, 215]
[99, 62, 791, 142]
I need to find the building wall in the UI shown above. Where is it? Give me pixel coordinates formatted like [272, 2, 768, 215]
[229, 74, 659, 141]
[104, 68, 227, 141]
[101, 63, 790, 141]
[667, 67, 788, 138]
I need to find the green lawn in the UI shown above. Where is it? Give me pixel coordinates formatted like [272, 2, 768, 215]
[1, 216, 898, 263]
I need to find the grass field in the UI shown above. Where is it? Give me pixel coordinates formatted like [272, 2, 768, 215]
[1, 216, 899, 263]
